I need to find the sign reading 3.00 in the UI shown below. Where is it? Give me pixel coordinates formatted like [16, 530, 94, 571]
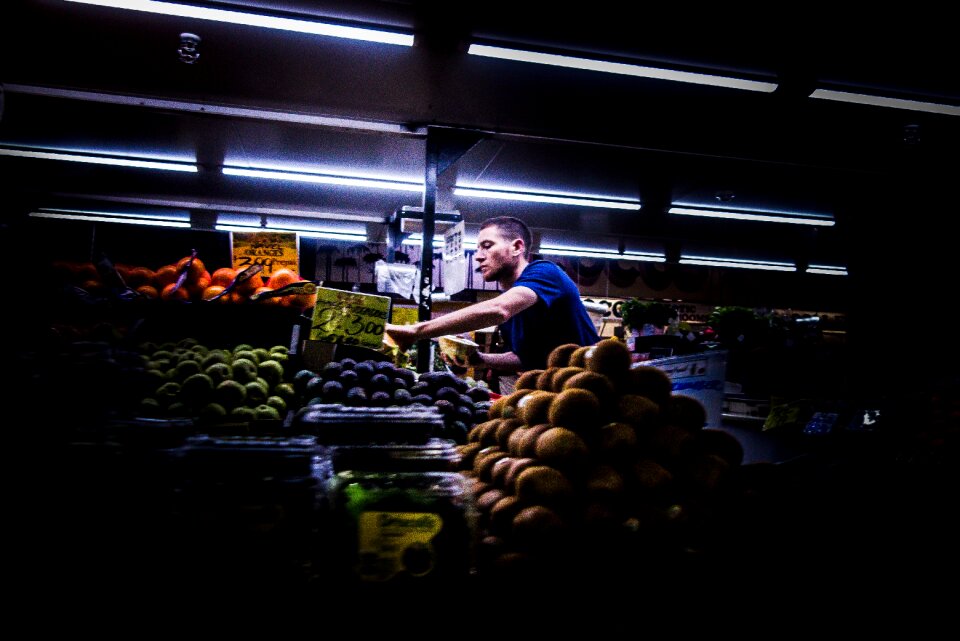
[310, 287, 392, 348]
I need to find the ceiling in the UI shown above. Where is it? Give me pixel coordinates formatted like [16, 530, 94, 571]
[3, 1, 958, 278]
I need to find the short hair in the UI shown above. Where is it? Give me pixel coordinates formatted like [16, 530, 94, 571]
[480, 216, 532, 260]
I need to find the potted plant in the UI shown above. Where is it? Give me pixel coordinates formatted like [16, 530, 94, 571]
[619, 299, 677, 335]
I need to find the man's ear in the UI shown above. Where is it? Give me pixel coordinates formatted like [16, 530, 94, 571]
[512, 238, 525, 257]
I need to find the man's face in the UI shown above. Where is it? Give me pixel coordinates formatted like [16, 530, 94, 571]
[475, 225, 521, 282]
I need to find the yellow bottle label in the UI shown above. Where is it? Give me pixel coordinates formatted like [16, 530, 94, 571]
[356, 512, 442, 582]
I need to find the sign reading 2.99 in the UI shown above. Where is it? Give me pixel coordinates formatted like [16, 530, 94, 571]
[310, 287, 392, 348]
[231, 231, 299, 277]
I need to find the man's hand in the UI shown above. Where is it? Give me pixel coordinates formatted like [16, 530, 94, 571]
[384, 323, 419, 352]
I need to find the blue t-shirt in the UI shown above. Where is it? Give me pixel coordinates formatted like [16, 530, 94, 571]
[499, 260, 600, 370]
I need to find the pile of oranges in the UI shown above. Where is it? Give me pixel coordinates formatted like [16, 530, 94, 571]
[52, 257, 318, 311]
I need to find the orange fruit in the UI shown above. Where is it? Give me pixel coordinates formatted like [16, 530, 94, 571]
[176, 255, 206, 281]
[136, 284, 159, 299]
[253, 286, 281, 304]
[75, 262, 99, 284]
[289, 290, 317, 310]
[126, 266, 155, 288]
[161, 282, 190, 302]
[79, 279, 104, 293]
[211, 267, 237, 288]
[235, 272, 264, 295]
[187, 271, 212, 299]
[267, 268, 300, 290]
[114, 263, 132, 281]
[154, 264, 179, 289]
[201, 285, 227, 301]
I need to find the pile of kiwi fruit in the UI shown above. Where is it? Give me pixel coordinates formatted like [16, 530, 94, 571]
[456, 338, 749, 582]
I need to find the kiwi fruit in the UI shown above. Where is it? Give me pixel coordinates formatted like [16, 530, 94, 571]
[618, 394, 661, 430]
[488, 494, 524, 537]
[546, 343, 581, 369]
[682, 453, 731, 496]
[632, 458, 674, 495]
[622, 365, 673, 406]
[507, 425, 529, 456]
[548, 388, 602, 434]
[646, 423, 695, 463]
[476, 450, 510, 482]
[561, 370, 616, 407]
[488, 395, 508, 419]
[692, 428, 745, 467]
[518, 423, 553, 458]
[476, 488, 507, 514]
[535, 368, 559, 392]
[534, 427, 590, 472]
[495, 418, 525, 449]
[457, 442, 483, 470]
[490, 455, 516, 487]
[515, 369, 545, 391]
[468, 419, 495, 443]
[514, 465, 575, 507]
[568, 345, 593, 368]
[667, 394, 708, 432]
[511, 505, 565, 552]
[502, 389, 534, 419]
[585, 464, 626, 498]
[550, 366, 585, 392]
[479, 419, 503, 446]
[517, 390, 556, 426]
[503, 457, 537, 492]
[585, 339, 632, 381]
[598, 422, 638, 459]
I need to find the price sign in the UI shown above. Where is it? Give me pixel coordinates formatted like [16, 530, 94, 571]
[391, 306, 419, 326]
[231, 231, 299, 278]
[310, 287, 392, 348]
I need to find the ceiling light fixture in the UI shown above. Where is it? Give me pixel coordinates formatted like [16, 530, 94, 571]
[454, 186, 641, 210]
[669, 204, 834, 226]
[0, 146, 197, 172]
[810, 88, 960, 117]
[223, 166, 423, 192]
[679, 255, 796, 271]
[215, 222, 366, 241]
[402, 233, 477, 250]
[64, 0, 414, 46]
[539, 245, 665, 263]
[5, 84, 425, 135]
[806, 264, 849, 276]
[468, 44, 777, 93]
[29, 208, 191, 228]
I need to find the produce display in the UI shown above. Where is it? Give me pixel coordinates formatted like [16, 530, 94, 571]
[457, 338, 747, 579]
[291, 359, 492, 443]
[51, 257, 317, 310]
[135, 338, 295, 423]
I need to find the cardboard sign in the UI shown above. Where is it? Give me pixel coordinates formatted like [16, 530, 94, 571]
[391, 306, 419, 326]
[310, 287, 391, 348]
[231, 231, 299, 278]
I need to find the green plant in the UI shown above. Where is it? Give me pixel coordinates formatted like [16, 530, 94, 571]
[619, 299, 677, 333]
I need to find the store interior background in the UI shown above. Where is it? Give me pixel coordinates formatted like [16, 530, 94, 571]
[5, 1, 958, 402]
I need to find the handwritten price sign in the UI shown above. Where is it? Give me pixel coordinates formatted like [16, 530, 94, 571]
[309, 287, 392, 348]
[231, 231, 299, 277]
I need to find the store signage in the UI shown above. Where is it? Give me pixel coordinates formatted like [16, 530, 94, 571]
[231, 231, 299, 278]
[310, 287, 392, 348]
[580, 297, 714, 324]
[391, 306, 419, 326]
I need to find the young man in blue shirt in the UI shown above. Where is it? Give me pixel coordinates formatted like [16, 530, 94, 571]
[384, 216, 600, 375]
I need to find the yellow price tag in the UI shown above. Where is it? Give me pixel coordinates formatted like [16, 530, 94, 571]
[310, 287, 392, 349]
[231, 231, 299, 278]
[391, 306, 419, 326]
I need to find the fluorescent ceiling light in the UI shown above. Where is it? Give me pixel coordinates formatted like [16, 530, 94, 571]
[223, 166, 423, 192]
[455, 187, 641, 210]
[65, 0, 414, 46]
[807, 264, 849, 276]
[402, 233, 477, 250]
[669, 205, 834, 227]
[5, 84, 425, 135]
[215, 223, 366, 242]
[0, 147, 197, 172]
[680, 255, 796, 272]
[30, 208, 191, 228]
[810, 89, 960, 117]
[468, 44, 777, 93]
[540, 245, 665, 263]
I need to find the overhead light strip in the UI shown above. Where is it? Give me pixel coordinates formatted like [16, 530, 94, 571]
[30, 209, 191, 228]
[468, 44, 778, 93]
[807, 264, 849, 276]
[403, 233, 477, 250]
[680, 255, 796, 272]
[64, 0, 414, 46]
[540, 245, 666, 263]
[0, 147, 197, 172]
[223, 166, 424, 192]
[669, 205, 834, 227]
[215, 223, 366, 241]
[455, 187, 641, 210]
[810, 89, 960, 117]
[4, 84, 425, 135]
